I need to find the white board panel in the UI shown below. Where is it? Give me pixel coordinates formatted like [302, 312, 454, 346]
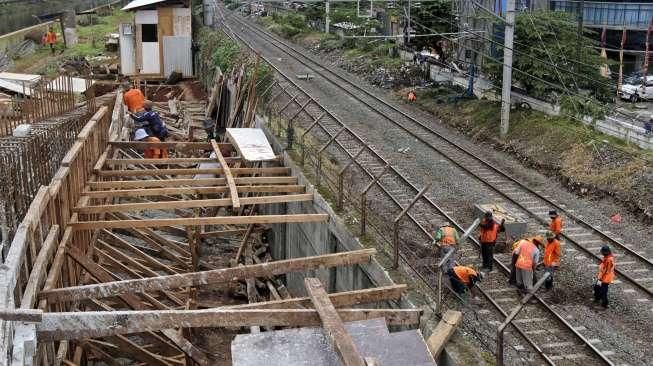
[162, 36, 192, 77]
[135, 10, 158, 24]
[119, 23, 136, 75]
[141, 42, 160, 74]
[226, 128, 277, 162]
[173, 8, 192, 35]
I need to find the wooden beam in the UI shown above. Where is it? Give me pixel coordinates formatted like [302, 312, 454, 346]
[37, 308, 422, 341]
[97, 167, 291, 177]
[73, 194, 313, 214]
[39, 249, 375, 303]
[425, 310, 462, 361]
[211, 139, 240, 208]
[107, 157, 226, 165]
[218, 284, 407, 310]
[0, 309, 42, 322]
[88, 176, 297, 189]
[82, 185, 305, 199]
[305, 278, 365, 366]
[70, 213, 329, 230]
[20, 226, 59, 309]
[109, 141, 223, 150]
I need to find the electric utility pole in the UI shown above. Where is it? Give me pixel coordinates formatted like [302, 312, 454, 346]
[500, 0, 515, 137]
[576, 0, 584, 76]
[325, 0, 330, 33]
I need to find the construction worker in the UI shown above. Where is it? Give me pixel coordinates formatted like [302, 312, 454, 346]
[542, 231, 561, 290]
[122, 82, 146, 114]
[134, 128, 168, 159]
[448, 265, 482, 296]
[512, 236, 543, 292]
[594, 246, 615, 309]
[407, 90, 417, 102]
[478, 211, 505, 271]
[434, 223, 459, 271]
[548, 210, 563, 239]
[129, 100, 169, 141]
[42, 27, 57, 55]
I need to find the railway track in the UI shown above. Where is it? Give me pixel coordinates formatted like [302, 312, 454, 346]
[211, 6, 632, 364]
[225, 11, 653, 301]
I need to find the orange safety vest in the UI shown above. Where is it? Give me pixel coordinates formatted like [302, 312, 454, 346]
[143, 136, 168, 159]
[514, 240, 536, 270]
[43, 31, 56, 45]
[549, 216, 563, 236]
[123, 88, 145, 112]
[479, 219, 499, 243]
[440, 226, 457, 246]
[543, 239, 561, 267]
[597, 254, 615, 284]
[453, 266, 477, 286]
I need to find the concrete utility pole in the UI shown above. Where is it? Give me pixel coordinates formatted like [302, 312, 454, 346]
[325, 0, 330, 33]
[407, 0, 411, 43]
[500, 0, 515, 138]
[576, 0, 584, 76]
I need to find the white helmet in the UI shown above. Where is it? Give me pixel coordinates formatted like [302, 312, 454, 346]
[134, 128, 149, 141]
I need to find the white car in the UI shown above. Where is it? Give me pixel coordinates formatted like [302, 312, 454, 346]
[619, 79, 653, 102]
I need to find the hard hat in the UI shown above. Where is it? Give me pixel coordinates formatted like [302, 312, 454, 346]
[548, 210, 557, 217]
[532, 235, 545, 245]
[134, 128, 149, 141]
[484, 211, 493, 218]
[600, 245, 611, 255]
[545, 231, 556, 239]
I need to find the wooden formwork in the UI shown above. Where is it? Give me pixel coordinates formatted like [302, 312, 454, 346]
[0, 95, 420, 365]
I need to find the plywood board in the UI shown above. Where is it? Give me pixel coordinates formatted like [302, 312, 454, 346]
[173, 8, 192, 36]
[226, 128, 277, 162]
[134, 9, 158, 24]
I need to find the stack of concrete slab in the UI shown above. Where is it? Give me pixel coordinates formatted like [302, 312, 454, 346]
[231, 318, 436, 366]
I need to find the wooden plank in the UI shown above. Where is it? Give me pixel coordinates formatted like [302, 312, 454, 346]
[160, 329, 210, 366]
[106, 157, 229, 165]
[82, 185, 305, 199]
[88, 176, 297, 189]
[74, 194, 314, 214]
[92, 147, 110, 172]
[79, 340, 121, 366]
[109, 141, 223, 150]
[218, 284, 407, 310]
[305, 278, 365, 366]
[97, 166, 291, 177]
[39, 249, 375, 303]
[211, 139, 240, 208]
[70, 213, 329, 230]
[20, 226, 59, 309]
[425, 310, 462, 360]
[0, 309, 42, 322]
[37, 308, 422, 341]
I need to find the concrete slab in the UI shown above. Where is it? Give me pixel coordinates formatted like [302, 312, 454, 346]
[231, 318, 435, 366]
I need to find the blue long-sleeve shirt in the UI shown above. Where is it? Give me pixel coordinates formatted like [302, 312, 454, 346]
[131, 110, 168, 139]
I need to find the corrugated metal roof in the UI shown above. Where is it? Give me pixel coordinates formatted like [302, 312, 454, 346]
[47, 76, 95, 93]
[0, 72, 41, 83]
[122, 0, 168, 11]
[0, 79, 31, 96]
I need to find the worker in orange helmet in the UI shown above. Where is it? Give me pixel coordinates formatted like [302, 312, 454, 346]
[134, 128, 168, 159]
[593, 246, 615, 309]
[512, 236, 543, 293]
[433, 222, 459, 271]
[407, 90, 417, 102]
[542, 231, 562, 290]
[448, 265, 483, 297]
[42, 27, 57, 55]
[548, 210, 563, 239]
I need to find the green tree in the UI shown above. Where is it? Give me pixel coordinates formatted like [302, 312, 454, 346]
[485, 11, 614, 109]
[409, 0, 454, 50]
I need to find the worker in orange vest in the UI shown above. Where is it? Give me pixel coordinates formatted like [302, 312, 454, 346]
[407, 90, 417, 102]
[122, 82, 146, 114]
[543, 231, 562, 290]
[593, 246, 615, 309]
[433, 223, 460, 271]
[512, 236, 543, 292]
[134, 128, 168, 159]
[478, 211, 505, 271]
[448, 265, 483, 296]
[42, 27, 57, 55]
[548, 210, 563, 239]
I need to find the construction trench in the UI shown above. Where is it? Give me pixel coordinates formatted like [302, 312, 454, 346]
[0, 62, 444, 364]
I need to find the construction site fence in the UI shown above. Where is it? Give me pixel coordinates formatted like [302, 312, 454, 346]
[0, 75, 95, 138]
[0, 79, 99, 252]
[0, 96, 115, 365]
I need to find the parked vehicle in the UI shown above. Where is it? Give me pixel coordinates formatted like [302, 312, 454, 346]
[618, 79, 653, 102]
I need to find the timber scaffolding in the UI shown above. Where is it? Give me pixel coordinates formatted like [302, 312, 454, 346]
[0, 91, 425, 365]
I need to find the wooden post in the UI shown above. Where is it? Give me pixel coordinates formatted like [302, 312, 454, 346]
[392, 183, 431, 269]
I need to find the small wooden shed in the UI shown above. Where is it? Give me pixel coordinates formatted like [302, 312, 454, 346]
[119, 0, 193, 78]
